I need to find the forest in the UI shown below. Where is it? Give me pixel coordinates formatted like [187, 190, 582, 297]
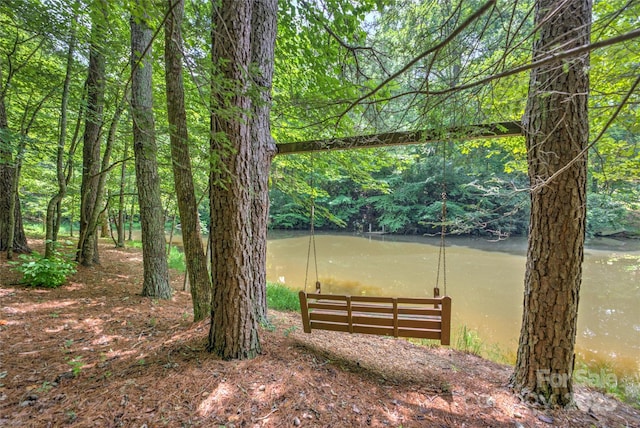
[0, 1, 638, 241]
[1, 0, 640, 424]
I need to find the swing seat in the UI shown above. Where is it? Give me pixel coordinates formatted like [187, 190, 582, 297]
[298, 291, 451, 345]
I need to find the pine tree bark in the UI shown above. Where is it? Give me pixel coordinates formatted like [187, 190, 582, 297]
[511, 0, 591, 407]
[208, 0, 260, 359]
[249, 0, 278, 321]
[0, 53, 30, 255]
[77, 2, 107, 266]
[165, 0, 211, 321]
[130, 3, 172, 299]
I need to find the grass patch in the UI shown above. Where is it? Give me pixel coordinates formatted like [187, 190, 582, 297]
[23, 223, 46, 239]
[128, 240, 143, 249]
[407, 338, 441, 347]
[167, 246, 186, 272]
[127, 240, 186, 272]
[448, 327, 639, 408]
[267, 282, 300, 311]
[575, 360, 640, 407]
[454, 325, 483, 356]
[620, 375, 640, 409]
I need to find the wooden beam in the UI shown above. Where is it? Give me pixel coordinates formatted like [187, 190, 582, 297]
[275, 121, 523, 155]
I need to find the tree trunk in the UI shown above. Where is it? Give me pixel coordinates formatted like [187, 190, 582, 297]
[45, 15, 76, 258]
[116, 137, 129, 248]
[99, 212, 109, 237]
[165, 0, 211, 321]
[0, 53, 30, 255]
[208, 0, 260, 360]
[131, 3, 172, 299]
[128, 195, 135, 241]
[6, 135, 28, 260]
[511, 0, 591, 407]
[249, 0, 278, 321]
[77, 3, 107, 266]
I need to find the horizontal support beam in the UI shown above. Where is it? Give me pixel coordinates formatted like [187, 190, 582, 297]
[276, 121, 523, 155]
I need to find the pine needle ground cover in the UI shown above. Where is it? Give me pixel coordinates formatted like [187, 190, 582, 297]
[0, 241, 638, 427]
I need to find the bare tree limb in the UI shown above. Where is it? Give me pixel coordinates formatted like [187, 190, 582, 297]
[531, 72, 640, 194]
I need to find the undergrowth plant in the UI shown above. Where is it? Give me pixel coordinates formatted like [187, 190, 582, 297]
[455, 325, 483, 356]
[131, 240, 187, 272]
[67, 356, 84, 377]
[621, 376, 640, 408]
[266, 282, 300, 311]
[9, 248, 76, 288]
[167, 246, 186, 272]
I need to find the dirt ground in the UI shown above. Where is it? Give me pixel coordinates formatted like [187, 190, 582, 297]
[1, 241, 639, 427]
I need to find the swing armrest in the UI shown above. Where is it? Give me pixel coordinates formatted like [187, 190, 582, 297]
[299, 291, 312, 333]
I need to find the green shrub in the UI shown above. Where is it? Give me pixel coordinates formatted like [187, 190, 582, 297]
[10, 251, 76, 288]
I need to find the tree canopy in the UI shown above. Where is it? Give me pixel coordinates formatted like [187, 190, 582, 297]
[0, 0, 637, 240]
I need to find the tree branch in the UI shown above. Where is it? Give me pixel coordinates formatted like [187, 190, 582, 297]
[337, 0, 496, 122]
[424, 27, 640, 97]
[531, 72, 640, 194]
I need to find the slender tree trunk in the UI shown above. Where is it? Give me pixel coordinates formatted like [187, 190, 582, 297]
[90, 94, 124, 239]
[165, 0, 211, 320]
[99, 212, 109, 237]
[4, 61, 55, 258]
[249, 0, 278, 321]
[208, 0, 260, 359]
[131, 3, 172, 299]
[77, 2, 107, 266]
[128, 195, 135, 241]
[57, 89, 85, 242]
[46, 17, 76, 258]
[55, 201, 63, 238]
[108, 205, 117, 245]
[68, 200, 73, 237]
[9, 88, 58, 259]
[167, 211, 176, 256]
[116, 137, 129, 248]
[511, 0, 591, 407]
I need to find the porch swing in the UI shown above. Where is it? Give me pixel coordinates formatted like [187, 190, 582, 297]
[298, 152, 453, 345]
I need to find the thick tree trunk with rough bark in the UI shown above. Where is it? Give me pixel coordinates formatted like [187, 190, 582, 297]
[0, 168, 29, 254]
[0, 56, 30, 255]
[511, 0, 591, 407]
[250, 0, 278, 321]
[131, 5, 172, 299]
[77, 4, 106, 266]
[165, 0, 211, 321]
[208, 0, 260, 360]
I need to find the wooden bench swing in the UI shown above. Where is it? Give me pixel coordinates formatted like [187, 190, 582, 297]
[299, 288, 451, 344]
[298, 191, 452, 346]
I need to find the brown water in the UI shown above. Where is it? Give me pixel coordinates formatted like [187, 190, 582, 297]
[266, 232, 640, 377]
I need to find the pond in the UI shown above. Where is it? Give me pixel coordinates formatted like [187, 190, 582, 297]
[266, 231, 640, 378]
